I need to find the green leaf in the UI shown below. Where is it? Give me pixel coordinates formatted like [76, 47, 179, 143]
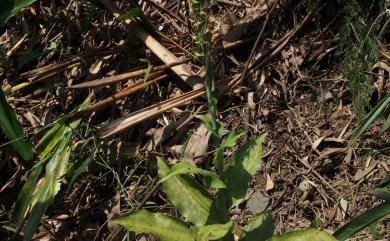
[159, 161, 226, 189]
[218, 133, 267, 209]
[12, 96, 91, 239]
[193, 221, 234, 241]
[195, 114, 223, 140]
[195, 114, 214, 134]
[12, 0, 36, 15]
[381, 111, 390, 131]
[333, 202, 390, 241]
[157, 157, 229, 227]
[239, 212, 274, 241]
[0, 0, 35, 26]
[12, 165, 43, 226]
[369, 172, 390, 201]
[36, 95, 92, 159]
[221, 131, 246, 148]
[113, 210, 195, 241]
[67, 155, 94, 192]
[117, 8, 141, 21]
[267, 229, 337, 241]
[349, 94, 390, 145]
[368, 220, 382, 240]
[0, 89, 35, 161]
[36, 122, 67, 159]
[23, 145, 71, 241]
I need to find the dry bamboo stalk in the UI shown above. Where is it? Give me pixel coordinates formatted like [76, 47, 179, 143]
[20, 47, 129, 79]
[98, 78, 232, 138]
[100, 0, 203, 90]
[99, 87, 206, 138]
[66, 74, 168, 122]
[69, 58, 190, 89]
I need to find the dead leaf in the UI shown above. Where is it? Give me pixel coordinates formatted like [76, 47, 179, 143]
[266, 174, 274, 191]
[181, 124, 211, 165]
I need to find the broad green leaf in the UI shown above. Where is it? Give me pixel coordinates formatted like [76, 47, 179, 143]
[333, 202, 390, 241]
[157, 157, 229, 227]
[369, 172, 390, 201]
[239, 212, 274, 241]
[218, 133, 267, 209]
[221, 131, 246, 148]
[350, 94, 390, 145]
[113, 210, 195, 241]
[0, 89, 35, 161]
[67, 155, 94, 192]
[193, 221, 234, 241]
[268, 229, 337, 241]
[159, 161, 226, 189]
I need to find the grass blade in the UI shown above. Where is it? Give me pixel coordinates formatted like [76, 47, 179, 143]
[0, 89, 35, 161]
[349, 94, 390, 145]
[67, 156, 94, 192]
[157, 157, 229, 226]
[369, 172, 390, 201]
[113, 210, 195, 241]
[333, 202, 390, 241]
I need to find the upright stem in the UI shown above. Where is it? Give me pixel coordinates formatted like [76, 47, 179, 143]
[190, 0, 221, 174]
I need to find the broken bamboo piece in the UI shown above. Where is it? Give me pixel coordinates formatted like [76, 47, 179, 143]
[69, 58, 190, 89]
[66, 73, 168, 122]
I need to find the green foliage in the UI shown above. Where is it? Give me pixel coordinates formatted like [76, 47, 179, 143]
[333, 172, 390, 240]
[190, 0, 218, 136]
[218, 133, 267, 209]
[157, 157, 229, 227]
[159, 161, 226, 189]
[0, 0, 37, 26]
[117, 7, 141, 21]
[333, 202, 390, 241]
[114, 131, 336, 241]
[0, 89, 35, 161]
[12, 96, 92, 241]
[113, 210, 195, 241]
[268, 229, 337, 241]
[340, 1, 385, 120]
[369, 172, 390, 201]
[193, 221, 234, 241]
[239, 212, 274, 241]
[349, 94, 390, 145]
